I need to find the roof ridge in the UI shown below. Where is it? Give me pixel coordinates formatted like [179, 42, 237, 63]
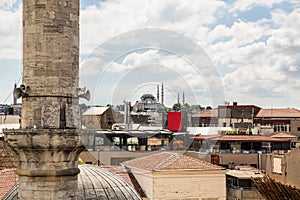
[154, 152, 179, 170]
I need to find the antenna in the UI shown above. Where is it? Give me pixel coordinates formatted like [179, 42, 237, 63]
[161, 82, 164, 105]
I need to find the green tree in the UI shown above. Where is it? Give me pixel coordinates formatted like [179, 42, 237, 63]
[182, 103, 190, 109]
[172, 103, 181, 111]
[165, 107, 172, 112]
[206, 106, 212, 110]
[190, 104, 204, 110]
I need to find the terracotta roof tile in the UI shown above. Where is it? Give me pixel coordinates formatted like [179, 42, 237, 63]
[193, 134, 293, 142]
[0, 168, 18, 199]
[192, 109, 218, 118]
[270, 132, 297, 138]
[256, 108, 300, 118]
[122, 152, 223, 171]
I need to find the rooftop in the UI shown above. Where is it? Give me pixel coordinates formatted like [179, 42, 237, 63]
[191, 109, 218, 118]
[2, 165, 142, 200]
[82, 107, 110, 116]
[0, 169, 18, 199]
[226, 166, 264, 179]
[193, 134, 294, 142]
[271, 132, 298, 139]
[122, 152, 223, 172]
[256, 108, 300, 118]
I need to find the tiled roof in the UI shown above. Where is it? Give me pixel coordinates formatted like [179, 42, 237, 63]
[0, 168, 18, 199]
[0, 140, 18, 169]
[193, 134, 293, 142]
[122, 152, 223, 171]
[82, 107, 110, 116]
[256, 108, 300, 118]
[270, 132, 297, 139]
[192, 109, 218, 118]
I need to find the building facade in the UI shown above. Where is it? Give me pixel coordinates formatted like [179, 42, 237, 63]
[122, 152, 226, 200]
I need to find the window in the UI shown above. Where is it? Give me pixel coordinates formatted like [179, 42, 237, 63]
[95, 137, 104, 145]
[297, 127, 300, 131]
[274, 123, 288, 132]
[273, 157, 282, 174]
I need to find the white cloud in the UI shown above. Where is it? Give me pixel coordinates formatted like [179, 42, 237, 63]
[1, 0, 300, 107]
[229, 0, 285, 12]
[0, 0, 17, 9]
[0, 5, 21, 59]
[79, 57, 103, 75]
[80, 0, 226, 55]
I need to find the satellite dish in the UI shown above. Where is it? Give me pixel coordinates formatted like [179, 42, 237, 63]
[13, 88, 23, 99]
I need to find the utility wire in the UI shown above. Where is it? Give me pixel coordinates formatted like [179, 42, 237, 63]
[2, 73, 22, 104]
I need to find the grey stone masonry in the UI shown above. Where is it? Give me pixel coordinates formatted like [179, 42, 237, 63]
[4, 129, 85, 199]
[21, 0, 80, 129]
[4, 0, 85, 199]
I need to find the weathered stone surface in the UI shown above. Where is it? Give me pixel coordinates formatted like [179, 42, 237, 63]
[3, 0, 83, 199]
[5, 129, 84, 171]
[4, 129, 85, 199]
[21, 0, 80, 129]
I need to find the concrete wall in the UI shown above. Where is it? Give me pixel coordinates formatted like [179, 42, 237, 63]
[82, 115, 101, 129]
[153, 171, 226, 200]
[89, 150, 159, 165]
[286, 147, 300, 188]
[266, 147, 300, 189]
[128, 167, 154, 200]
[227, 188, 265, 200]
[184, 151, 267, 170]
[290, 120, 300, 136]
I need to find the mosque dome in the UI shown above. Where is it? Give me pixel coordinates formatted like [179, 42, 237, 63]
[3, 165, 142, 200]
[141, 93, 155, 101]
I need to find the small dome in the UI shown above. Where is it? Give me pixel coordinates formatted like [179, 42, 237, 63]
[141, 93, 155, 101]
[3, 165, 141, 200]
[77, 165, 141, 200]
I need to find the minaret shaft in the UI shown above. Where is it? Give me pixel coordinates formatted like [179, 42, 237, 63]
[21, 0, 80, 129]
[4, 1, 84, 199]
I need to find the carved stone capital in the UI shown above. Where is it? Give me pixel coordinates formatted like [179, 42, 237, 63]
[4, 129, 85, 177]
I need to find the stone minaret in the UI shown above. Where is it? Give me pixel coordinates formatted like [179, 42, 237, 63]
[161, 82, 164, 105]
[156, 84, 159, 102]
[4, 1, 84, 199]
[13, 83, 17, 105]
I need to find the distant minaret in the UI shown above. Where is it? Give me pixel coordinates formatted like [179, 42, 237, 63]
[161, 82, 164, 105]
[13, 83, 17, 105]
[177, 93, 180, 104]
[157, 84, 159, 102]
[182, 91, 185, 105]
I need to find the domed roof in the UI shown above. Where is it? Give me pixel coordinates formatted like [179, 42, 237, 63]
[3, 165, 141, 200]
[141, 93, 155, 101]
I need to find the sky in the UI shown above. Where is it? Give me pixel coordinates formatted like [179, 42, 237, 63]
[0, 0, 300, 108]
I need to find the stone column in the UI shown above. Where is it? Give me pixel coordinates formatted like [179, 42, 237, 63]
[4, 0, 84, 199]
[22, 0, 80, 129]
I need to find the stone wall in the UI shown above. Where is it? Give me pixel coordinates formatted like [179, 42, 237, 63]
[21, 0, 80, 129]
[153, 171, 226, 200]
